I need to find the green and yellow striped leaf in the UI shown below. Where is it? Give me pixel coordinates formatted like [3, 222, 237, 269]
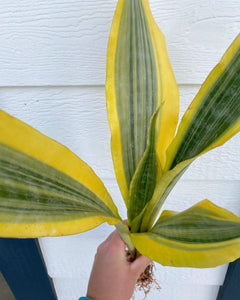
[0, 111, 121, 238]
[106, 0, 179, 204]
[131, 200, 240, 267]
[141, 34, 240, 231]
[165, 34, 240, 171]
[128, 108, 161, 231]
[141, 159, 190, 231]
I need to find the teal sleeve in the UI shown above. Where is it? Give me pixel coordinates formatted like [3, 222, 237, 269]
[79, 297, 93, 300]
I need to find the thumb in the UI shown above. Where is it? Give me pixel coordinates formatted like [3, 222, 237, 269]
[131, 254, 152, 275]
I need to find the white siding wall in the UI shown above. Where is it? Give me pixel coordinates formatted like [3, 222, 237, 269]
[0, 1, 239, 299]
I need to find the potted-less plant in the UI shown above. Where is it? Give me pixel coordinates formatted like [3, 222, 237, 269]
[0, 0, 239, 285]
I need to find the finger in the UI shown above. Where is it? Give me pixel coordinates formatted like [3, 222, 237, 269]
[109, 230, 126, 251]
[102, 229, 126, 251]
[131, 255, 153, 275]
[96, 230, 118, 253]
[104, 229, 118, 243]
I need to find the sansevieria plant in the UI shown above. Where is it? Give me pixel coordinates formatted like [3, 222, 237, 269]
[0, 0, 240, 269]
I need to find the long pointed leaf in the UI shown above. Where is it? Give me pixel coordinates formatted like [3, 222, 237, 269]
[141, 34, 240, 231]
[106, 0, 179, 204]
[131, 200, 240, 267]
[0, 111, 120, 237]
[165, 34, 240, 171]
[128, 108, 161, 231]
[141, 159, 191, 231]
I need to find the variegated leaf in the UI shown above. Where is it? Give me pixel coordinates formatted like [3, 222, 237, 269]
[131, 200, 240, 267]
[141, 34, 240, 231]
[0, 111, 121, 237]
[106, 0, 179, 205]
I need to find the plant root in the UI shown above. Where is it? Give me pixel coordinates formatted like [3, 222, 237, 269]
[136, 263, 161, 298]
[126, 248, 161, 298]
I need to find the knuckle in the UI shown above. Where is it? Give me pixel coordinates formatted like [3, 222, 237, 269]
[96, 243, 105, 255]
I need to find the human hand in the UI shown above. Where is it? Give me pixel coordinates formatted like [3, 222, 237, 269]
[86, 229, 152, 300]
